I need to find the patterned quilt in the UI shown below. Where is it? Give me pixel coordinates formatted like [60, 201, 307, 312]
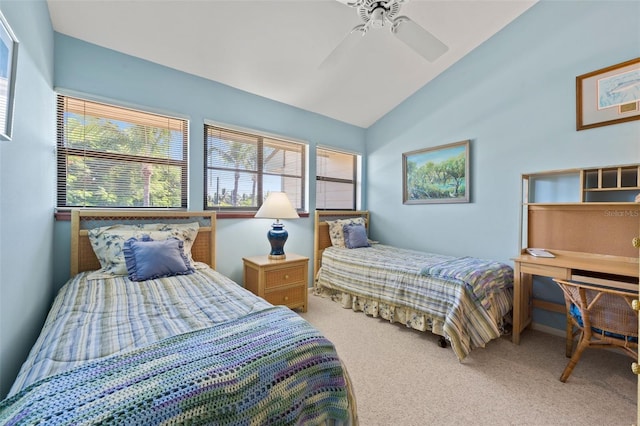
[0, 307, 351, 425]
[2, 268, 353, 425]
[315, 244, 513, 360]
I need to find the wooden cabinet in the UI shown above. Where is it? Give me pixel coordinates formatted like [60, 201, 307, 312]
[243, 253, 308, 312]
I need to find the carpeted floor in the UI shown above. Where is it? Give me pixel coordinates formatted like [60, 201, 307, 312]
[300, 292, 637, 426]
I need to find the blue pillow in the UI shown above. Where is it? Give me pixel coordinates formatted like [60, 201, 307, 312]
[342, 223, 370, 249]
[124, 236, 194, 282]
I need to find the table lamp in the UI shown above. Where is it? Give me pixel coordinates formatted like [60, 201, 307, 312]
[254, 192, 299, 259]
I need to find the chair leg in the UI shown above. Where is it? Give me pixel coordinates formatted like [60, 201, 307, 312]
[560, 339, 588, 382]
[565, 317, 574, 357]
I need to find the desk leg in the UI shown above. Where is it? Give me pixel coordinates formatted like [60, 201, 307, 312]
[513, 263, 522, 344]
[512, 265, 532, 345]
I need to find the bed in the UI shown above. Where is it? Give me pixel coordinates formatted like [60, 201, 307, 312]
[1, 209, 356, 425]
[313, 211, 514, 361]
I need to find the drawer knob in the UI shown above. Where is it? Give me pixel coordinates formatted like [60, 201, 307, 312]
[284, 274, 289, 280]
[633, 237, 640, 249]
[284, 296, 289, 301]
[633, 362, 640, 375]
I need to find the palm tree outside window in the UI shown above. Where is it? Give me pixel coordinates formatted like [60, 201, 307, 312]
[204, 124, 305, 212]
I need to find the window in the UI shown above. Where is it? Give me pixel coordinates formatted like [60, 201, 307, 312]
[204, 124, 306, 211]
[56, 95, 188, 208]
[316, 147, 358, 210]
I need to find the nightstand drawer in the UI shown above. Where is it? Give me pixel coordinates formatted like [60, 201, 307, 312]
[265, 286, 305, 307]
[265, 265, 305, 289]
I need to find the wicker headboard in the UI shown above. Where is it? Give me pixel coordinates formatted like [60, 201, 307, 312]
[70, 209, 217, 276]
[313, 210, 369, 278]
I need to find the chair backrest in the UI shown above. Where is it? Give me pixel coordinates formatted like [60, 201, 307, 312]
[554, 279, 638, 342]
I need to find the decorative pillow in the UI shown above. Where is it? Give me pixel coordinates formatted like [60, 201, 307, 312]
[343, 223, 371, 249]
[88, 222, 199, 277]
[327, 217, 366, 248]
[124, 236, 194, 281]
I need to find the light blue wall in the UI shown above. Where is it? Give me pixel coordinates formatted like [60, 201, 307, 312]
[0, 0, 55, 398]
[366, 0, 640, 331]
[52, 33, 367, 289]
[2, 0, 639, 400]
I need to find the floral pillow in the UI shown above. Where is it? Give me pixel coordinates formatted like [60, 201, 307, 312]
[88, 222, 199, 278]
[327, 217, 366, 248]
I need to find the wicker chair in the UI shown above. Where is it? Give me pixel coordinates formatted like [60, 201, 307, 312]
[553, 279, 638, 383]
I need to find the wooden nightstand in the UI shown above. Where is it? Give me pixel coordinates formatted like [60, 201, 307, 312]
[242, 253, 309, 312]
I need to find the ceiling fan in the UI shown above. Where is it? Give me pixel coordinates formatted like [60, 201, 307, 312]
[321, 0, 448, 68]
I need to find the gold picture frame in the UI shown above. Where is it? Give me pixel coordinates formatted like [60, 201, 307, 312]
[402, 140, 470, 204]
[576, 57, 640, 131]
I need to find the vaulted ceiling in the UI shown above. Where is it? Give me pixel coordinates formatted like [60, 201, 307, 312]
[47, 0, 537, 128]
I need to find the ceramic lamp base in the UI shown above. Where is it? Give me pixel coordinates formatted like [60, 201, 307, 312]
[267, 221, 288, 259]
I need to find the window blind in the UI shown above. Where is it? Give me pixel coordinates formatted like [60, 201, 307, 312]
[57, 95, 188, 208]
[316, 147, 357, 210]
[204, 125, 305, 211]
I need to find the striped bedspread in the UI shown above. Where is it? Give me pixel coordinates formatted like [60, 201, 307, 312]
[8, 268, 273, 395]
[3, 268, 353, 424]
[0, 307, 351, 425]
[421, 256, 514, 311]
[315, 244, 513, 360]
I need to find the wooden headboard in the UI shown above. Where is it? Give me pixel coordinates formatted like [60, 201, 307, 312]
[70, 209, 217, 275]
[313, 210, 369, 278]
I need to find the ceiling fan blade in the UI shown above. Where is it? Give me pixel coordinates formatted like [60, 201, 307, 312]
[334, 0, 365, 7]
[391, 16, 448, 62]
[319, 25, 366, 69]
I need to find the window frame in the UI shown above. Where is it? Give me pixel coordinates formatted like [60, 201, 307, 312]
[56, 94, 189, 210]
[203, 123, 307, 213]
[315, 146, 359, 211]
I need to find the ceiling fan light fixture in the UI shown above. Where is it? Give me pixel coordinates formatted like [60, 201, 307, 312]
[369, 7, 387, 28]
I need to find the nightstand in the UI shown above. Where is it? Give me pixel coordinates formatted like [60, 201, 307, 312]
[242, 253, 309, 312]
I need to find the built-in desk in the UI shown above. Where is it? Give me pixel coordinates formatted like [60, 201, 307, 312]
[512, 250, 639, 345]
[516, 166, 640, 346]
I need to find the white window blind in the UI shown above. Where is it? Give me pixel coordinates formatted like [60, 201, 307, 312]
[56, 95, 188, 208]
[204, 125, 305, 210]
[316, 147, 358, 210]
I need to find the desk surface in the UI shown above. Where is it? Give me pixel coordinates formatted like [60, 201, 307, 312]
[513, 250, 639, 278]
[511, 250, 638, 345]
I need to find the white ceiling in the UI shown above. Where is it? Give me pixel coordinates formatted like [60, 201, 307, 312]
[46, 0, 537, 128]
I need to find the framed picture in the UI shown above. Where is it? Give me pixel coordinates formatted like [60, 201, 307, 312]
[402, 140, 470, 204]
[576, 57, 640, 131]
[0, 11, 18, 141]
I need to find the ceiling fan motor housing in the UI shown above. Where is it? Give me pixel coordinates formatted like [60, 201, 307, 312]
[357, 0, 401, 27]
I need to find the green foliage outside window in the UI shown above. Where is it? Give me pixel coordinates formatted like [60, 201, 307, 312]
[58, 96, 187, 209]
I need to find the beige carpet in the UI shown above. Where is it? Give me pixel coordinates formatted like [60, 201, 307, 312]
[300, 292, 637, 426]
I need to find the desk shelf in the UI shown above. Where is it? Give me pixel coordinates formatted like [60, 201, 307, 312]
[522, 164, 640, 205]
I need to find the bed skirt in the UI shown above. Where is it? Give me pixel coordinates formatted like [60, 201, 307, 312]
[313, 285, 513, 358]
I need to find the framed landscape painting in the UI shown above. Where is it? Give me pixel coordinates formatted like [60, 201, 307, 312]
[402, 140, 470, 204]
